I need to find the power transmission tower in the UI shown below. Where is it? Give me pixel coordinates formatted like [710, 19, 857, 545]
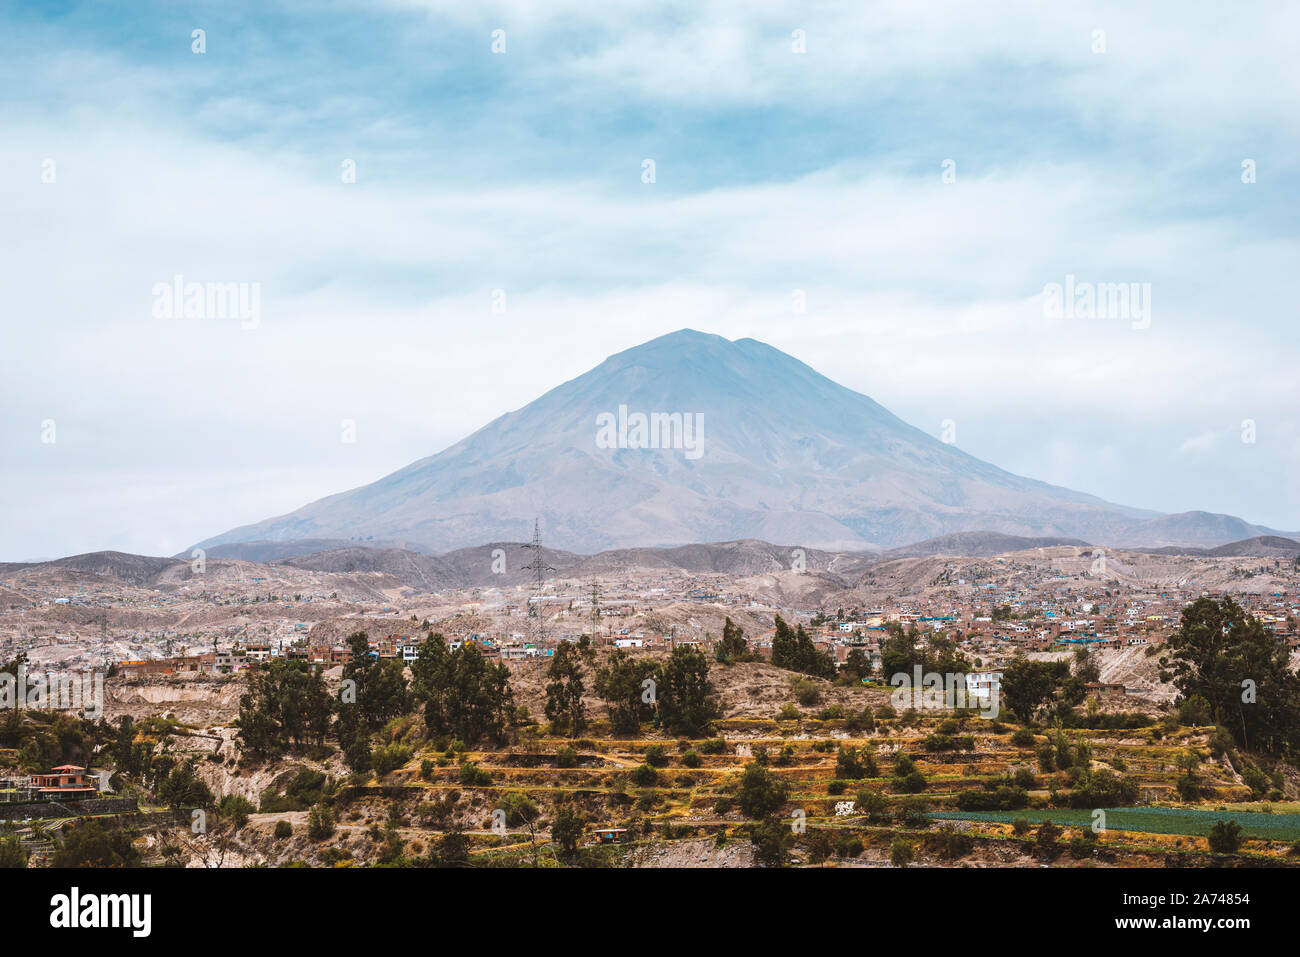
[520, 518, 554, 647]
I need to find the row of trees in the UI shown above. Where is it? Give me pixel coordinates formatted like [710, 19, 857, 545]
[238, 630, 518, 767]
[238, 629, 725, 766]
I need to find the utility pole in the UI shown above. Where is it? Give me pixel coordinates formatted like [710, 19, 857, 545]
[586, 578, 602, 641]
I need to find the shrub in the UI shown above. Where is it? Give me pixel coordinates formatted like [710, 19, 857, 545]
[927, 825, 972, 860]
[898, 770, 927, 794]
[737, 762, 789, 818]
[630, 764, 659, 787]
[306, 806, 336, 841]
[1035, 820, 1061, 848]
[956, 786, 1028, 811]
[1011, 727, 1037, 748]
[555, 746, 578, 768]
[458, 763, 493, 786]
[682, 750, 701, 768]
[1208, 820, 1243, 854]
[792, 679, 822, 707]
[274, 820, 292, 839]
[890, 838, 914, 867]
[699, 738, 728, 755]
[836, 746, 869, 780]
[644, 745, 670, 768]
[371, 742, 413, 776]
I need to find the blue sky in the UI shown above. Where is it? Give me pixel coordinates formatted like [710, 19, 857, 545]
[2, 0, 1298, 558]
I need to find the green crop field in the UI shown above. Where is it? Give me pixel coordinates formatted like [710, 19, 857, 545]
[931, 806, 1300, 841]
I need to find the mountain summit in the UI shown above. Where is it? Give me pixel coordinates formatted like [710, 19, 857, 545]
[194, 330, 1282, 553]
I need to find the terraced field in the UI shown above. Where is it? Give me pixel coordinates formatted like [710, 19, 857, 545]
[311, 705, 1299, 868]
[931, 807, 1300, 841]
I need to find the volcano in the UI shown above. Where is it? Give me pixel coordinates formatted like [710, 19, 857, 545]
[193, 329, 1286, 554]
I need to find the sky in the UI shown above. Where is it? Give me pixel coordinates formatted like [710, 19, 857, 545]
[2, 0, 1298, 560]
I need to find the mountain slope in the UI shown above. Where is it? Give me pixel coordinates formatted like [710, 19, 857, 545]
[193, 329, 1280, 552]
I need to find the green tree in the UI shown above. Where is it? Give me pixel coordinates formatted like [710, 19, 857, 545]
[593, 650, 659, 735]
[737, 761, 789, 818]
[771, 615, 835, 678]
[749, 817, 792, 867]
[552, 805, 584, 862]
[544, 641, 587, 735]
[657, 646, 722, 736]
[52, 819, 141, 867]
[237, 659, 333, 758]
[1165, 597, 1300, 754]
[1001, 656, 1069, 723]
[157, 760, 214, 808]
[715, 617, 749, 663]
[307, 805, 336, 841]
[0, 835, 28, 868]
[890, 837, 913, 867]
[411, 636, 516, 746]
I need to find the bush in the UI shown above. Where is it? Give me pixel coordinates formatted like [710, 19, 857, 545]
[835, 746, 870, 780]
[1011, 818, 1032, 836]
[555, 746, 578, 768]
[792, 679, 822, 707]
[1011, 727, 1037, 747]
[699, 738, 727, 755]
[1035, 820, 1061, 848]
[643, 745, 669, 767]
[306, 806, 336, 841]
[737, 762, 789, 818]
[682, 749, 701, 768]
[956, 786, 1028, 811]
[630, 764, 659, 787]
[856, 788, 888, 820]
[371, 742, 413, 776]
[1208, 820, 1243, 854]
[898, 770, 927, 794]
[890, 838, 914, 867]
[1067, 770, 1139, 809]
[274, 820, 292, 839]
[927, 825, 972, 860]
[458, 763, 493, 786]
[777, 704, 802, 721]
